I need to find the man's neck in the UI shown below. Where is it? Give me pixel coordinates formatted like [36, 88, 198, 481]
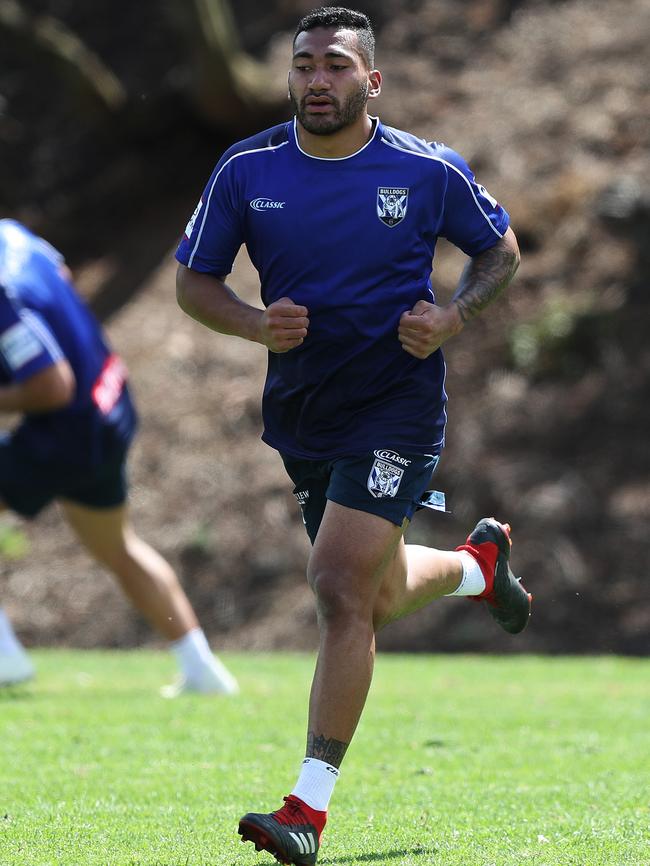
[296, 115, 375, 159]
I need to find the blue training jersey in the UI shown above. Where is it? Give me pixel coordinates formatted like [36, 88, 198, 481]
[176, 117, 509, 460]
[0, 220, 136, 465]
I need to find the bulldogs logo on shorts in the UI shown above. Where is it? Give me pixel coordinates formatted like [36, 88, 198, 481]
[377, 187, 409, 227]
[367, 458, 404, 499]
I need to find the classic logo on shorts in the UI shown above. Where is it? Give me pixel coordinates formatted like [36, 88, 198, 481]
[374, 449, 411, 466]
[367, 458, 404, 499]
[377, 187, 409, 227]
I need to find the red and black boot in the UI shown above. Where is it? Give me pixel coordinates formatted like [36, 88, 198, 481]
[239, 795, 326, 865]
[457, 517, 532, 634]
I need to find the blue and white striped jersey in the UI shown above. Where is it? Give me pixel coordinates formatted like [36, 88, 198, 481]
[176, 118, 509, 460]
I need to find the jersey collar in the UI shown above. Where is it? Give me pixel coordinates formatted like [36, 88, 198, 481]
[291, 116, 381, 162]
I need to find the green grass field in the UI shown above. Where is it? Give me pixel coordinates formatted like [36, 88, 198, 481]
[1, 652, 648, 866]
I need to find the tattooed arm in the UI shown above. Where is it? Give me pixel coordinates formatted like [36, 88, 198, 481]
[398, 226, 521, 359]
[453, 226, 521, 323]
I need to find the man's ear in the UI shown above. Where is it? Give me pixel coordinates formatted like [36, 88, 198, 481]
[368, 69, 382, 100]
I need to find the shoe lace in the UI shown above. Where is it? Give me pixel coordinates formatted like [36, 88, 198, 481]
[274, 796, 305, 825]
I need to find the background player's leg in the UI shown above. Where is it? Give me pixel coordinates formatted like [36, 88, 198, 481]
[0, 503, 36, 685]
[0, 604, 35, 685]
[61, 499, 196, 640]
[59, 499, 238, 694]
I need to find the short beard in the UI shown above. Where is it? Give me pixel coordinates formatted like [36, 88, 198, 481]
[290, 81, 369, 135]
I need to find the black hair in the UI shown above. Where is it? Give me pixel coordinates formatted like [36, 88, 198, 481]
[293, 7, 375, 68]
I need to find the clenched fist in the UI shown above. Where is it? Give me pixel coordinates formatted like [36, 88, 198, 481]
[398, 300, 463, 359]
[261, 297, 310, 353]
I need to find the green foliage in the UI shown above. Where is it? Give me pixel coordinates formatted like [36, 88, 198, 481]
[1, 652, 649, 865]
[510, 296, 578, 371]
[0, 523, 29, 559]
[509, 293, 618, 378]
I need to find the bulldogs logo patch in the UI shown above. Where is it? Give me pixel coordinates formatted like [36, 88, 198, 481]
[377, 187, 409, 227]
[367, 458, 404, 499]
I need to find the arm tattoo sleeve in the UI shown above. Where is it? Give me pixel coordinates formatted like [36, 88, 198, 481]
[307, 732, 349, 768]
[452, 236, 520, 324]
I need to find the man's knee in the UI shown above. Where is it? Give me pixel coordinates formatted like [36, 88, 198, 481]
[372, 589, 395, 631]
[307, 562, 373, 626]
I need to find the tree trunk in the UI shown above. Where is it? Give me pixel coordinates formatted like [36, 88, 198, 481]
[166, 0, 285, 129]
[0, 0, 126, 115]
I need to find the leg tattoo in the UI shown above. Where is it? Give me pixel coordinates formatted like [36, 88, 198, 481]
[307, 732, 348, 768]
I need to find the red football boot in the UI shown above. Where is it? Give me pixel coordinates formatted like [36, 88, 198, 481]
[239, 795, 326, 865]
[457, 517, 532, 634]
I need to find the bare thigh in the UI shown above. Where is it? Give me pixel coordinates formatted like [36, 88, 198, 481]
[307, 501, 407, 617]
[59, 499, 131, 567]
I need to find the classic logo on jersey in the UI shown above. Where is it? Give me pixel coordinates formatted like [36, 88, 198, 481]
[250, 197, 285, 211]
[184, 198, 203, 238]
[367, 458, 404, 499]
[377, 187, 409, 226]
[0, 321, 43, 371]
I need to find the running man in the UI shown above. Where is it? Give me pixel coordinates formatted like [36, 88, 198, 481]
[176, 6, 530, 862]
[0, 218, 238, 697]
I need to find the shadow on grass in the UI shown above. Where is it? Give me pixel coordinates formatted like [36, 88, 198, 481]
[135, 848, 437, 866]
[320, 847, 432, 864]
[0, 685, 35, 701]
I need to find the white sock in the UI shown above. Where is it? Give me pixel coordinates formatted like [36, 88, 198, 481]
[170, 627, 238, 693]
[291, 757, 340, 812]
[171, 627, 218, 680]
[0, 607, 25, 654]
[445, 551, 487, 597]
[163, 627, 238, 697]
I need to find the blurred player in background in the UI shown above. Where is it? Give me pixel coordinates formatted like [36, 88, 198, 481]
[176, 6, 531, 863]
[0, 218, 238, 697]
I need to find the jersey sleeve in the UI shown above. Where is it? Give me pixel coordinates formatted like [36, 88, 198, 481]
[436, 146, 510, 256]
[175, 154, 244, 276]
[0, 291, 63, 383]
